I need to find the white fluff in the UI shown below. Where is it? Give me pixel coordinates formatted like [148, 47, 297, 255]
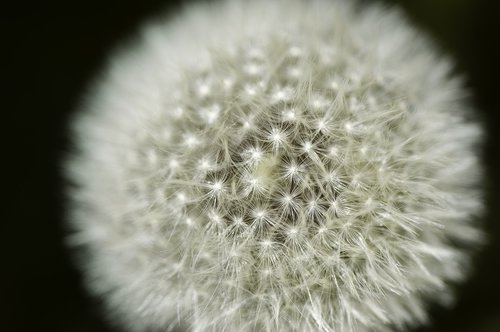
[66, 0, 484, 331]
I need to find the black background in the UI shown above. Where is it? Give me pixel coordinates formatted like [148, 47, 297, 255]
[3, 0, 500, 331]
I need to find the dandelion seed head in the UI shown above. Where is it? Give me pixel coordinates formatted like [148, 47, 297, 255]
[67, 0, 484, 331]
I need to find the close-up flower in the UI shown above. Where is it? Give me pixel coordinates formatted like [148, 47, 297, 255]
[65, 1, 484, 331]
[5, 0, 500, 331]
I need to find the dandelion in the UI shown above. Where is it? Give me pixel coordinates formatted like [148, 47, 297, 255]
[66, 0, 484, 331]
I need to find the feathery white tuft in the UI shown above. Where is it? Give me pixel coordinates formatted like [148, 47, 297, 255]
[66, 0, 484, 331]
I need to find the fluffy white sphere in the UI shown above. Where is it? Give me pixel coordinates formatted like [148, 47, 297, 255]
[66, 0, 484, 331]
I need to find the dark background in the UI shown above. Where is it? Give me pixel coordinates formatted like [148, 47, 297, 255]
[3, 0, 499, 331]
